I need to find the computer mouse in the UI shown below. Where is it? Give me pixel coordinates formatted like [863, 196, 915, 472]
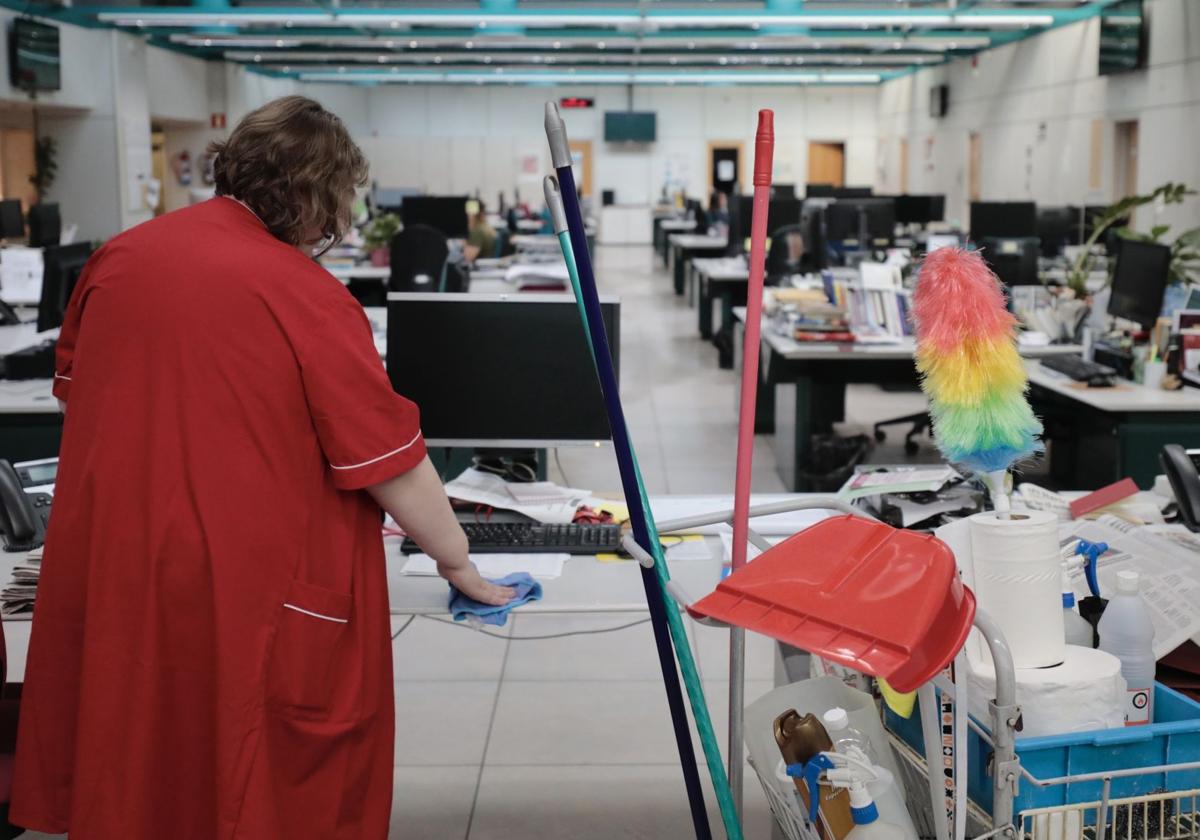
[1086, 374, 1116, 388]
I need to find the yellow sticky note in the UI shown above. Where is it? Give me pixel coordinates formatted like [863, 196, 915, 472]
[595, 553, 624, 563]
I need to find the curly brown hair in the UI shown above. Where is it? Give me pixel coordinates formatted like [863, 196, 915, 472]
[208, 96, 368, 248]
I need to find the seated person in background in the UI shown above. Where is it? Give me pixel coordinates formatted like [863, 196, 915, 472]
[709, 191, 731, 227]
[465, 203, 497, 262]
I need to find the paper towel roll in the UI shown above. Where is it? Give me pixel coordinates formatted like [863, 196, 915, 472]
[966, 645, 1127, 738]
[970, 510, 1065, 669]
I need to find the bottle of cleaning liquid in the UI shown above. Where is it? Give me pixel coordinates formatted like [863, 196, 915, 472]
[774, 710, 854, 840]
[822, 707, 878, 764]
[1098, 570, 1157, 726]
[1062, 577, 1094, 648]
[802, 753, 906, 840]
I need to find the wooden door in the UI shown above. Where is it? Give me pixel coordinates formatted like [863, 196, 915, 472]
[1, 129, 36, 209]
[807, 142, 845, 188]
[569, 139, 592, 197]
[898, 138, 909, 194]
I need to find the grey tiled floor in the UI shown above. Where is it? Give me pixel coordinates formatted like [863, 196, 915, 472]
[19, 244, 930, 839]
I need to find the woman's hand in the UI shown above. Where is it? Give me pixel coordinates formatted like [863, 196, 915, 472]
[441, 564, 516, 606]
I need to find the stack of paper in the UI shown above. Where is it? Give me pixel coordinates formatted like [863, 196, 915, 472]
[444, 468, 590, 525]
[2, 546, 41, 615]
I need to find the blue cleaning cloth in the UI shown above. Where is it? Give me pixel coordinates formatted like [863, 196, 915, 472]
[448, 572, 542, 627]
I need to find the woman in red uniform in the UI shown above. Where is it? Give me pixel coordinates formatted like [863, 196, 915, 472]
[10, 96, 513, 839]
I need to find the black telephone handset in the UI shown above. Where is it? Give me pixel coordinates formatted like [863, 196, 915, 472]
[0, 460, 45, 552]
[1161, 444, 1200, 533]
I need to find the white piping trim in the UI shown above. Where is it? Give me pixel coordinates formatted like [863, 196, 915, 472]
[283, 603, 349, 624]
[54, 374, 71, 381]
[330, 430, 423, 471]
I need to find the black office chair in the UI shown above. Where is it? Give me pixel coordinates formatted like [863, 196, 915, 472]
[390, 224, 450, 293]
[874, 411, 932, 456]
[766, 224, 816, 284]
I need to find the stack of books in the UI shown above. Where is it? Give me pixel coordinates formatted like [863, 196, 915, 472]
[769, 287, 854, 342]
[825, 263, 912, 343]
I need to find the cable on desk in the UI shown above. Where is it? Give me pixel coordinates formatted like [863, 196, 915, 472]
[416, 614, 650, 641]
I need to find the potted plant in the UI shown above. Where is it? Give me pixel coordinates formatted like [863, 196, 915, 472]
[1063, 182, 1194, 296]
[363, 213, 400, 267]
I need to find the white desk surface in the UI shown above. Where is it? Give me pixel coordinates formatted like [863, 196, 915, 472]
[0, 492, 831, 682]
[660, 219, 697, 233]
[1026, 360, 1200, 413]
[326, 264, 390, 282]
[692, 256, 750, 282]
[668, 233, 728, 250]
[733, 307, 1083, 362]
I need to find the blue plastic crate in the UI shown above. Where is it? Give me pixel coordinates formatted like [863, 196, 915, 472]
[885, 683, 1200, 816]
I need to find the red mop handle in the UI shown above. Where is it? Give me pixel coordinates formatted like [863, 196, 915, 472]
[732, 110, 774, 572]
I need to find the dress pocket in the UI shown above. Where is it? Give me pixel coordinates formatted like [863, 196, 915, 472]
[267, 578, 352, 711]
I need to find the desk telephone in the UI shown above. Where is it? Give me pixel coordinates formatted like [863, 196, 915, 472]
[0, 457, 55, 552]
[1161, 445, 1200, 533]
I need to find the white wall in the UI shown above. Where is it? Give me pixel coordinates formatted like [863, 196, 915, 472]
[349, 83, 878, 206]
[876, 0, 1200, 232]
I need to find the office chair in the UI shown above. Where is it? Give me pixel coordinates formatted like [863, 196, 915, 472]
[874, 412, 932, 456]
[390, 224, 450, 293]
[765, 224, 814, 284]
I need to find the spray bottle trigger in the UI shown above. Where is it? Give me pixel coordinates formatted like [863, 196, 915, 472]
[1075, 540, 1107, 598]
[800, 753, 836, 824]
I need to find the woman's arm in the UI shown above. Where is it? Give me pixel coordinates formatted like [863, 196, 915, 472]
[367, 457, 514, 606]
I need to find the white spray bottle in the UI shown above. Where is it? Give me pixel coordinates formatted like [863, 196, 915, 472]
[802, 751, 908, 840]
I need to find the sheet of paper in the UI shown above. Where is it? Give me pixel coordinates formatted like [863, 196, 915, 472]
[1063, 517, 1200, 657]
[443, 468, 585, 524]
[664, 538, 715, 563]
[507, 481, 591, 505]
[838, 466, 959, 500]
[402, 553, 567, 580]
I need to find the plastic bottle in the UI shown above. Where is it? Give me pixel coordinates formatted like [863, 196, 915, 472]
[1062, 585, 1095, 648]
[822, 707, 879, 764]
[822, 709, 916, 840]
[1098, 570, 1157, 726]
[844, 779, 907, 840]
[774, 711, 854, 840]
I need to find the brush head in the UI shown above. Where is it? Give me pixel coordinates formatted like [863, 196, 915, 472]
[913, 247, 1042, 475]
[543, 175, 568, 234]
[544, 101, 571, 169]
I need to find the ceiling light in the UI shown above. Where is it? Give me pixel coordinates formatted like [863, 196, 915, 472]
[408, 40, 417, 48]
[483, 56, 492, 63]
[597, 41, 606, 49]
[478, 21, 488, 29]
[377, 56, 387, 63]
[253, 54, 261, 62]
[276, 39, 285, 47]
[389, 21, 399, 29]
[750, 42, 759, 50]
[719, 56, 729, 65]
[465, 41, 474, 49]
[203, 38, 212, 46]
[553, 41, 562, 49]
[434, 56, 442, 63]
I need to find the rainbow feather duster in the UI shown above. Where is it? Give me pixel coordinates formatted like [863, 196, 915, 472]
[913, 248, 1042, 503]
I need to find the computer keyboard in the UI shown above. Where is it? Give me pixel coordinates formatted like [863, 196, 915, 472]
[400, 522, 623, 555]
[1039, 354, 1117, 382]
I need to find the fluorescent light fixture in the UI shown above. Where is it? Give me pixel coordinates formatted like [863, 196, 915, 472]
[291, 69, 883, 85]
[641, 14, 953, 28]
[950, 13, 1054, 27]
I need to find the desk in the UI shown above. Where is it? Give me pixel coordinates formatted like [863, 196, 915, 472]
[691, 257, 750, 368]
[655, 218, 696, 266]
[667, 233, 727, 296]
[1026, 361, 1200, 489]
[732, 308, 1084, 490]
[326, 264, 390, 282]
[0, 492, 823, 682]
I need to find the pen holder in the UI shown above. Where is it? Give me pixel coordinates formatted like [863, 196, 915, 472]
[1143, 359, 1167, 390]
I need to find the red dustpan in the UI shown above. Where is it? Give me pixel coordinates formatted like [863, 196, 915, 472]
[688, 515, 975, 692]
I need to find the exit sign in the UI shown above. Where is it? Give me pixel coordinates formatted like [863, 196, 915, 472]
[560, 97, 594, 109]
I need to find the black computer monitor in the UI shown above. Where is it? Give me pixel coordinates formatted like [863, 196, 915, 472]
[37, 241, 93, 332]
[979, 237, 1040, 287]
[27, 203, 60, 248]
[824, 202, 862, 243]
[387, 293, 620, 446]
[806, 183, 835, 198]
[834, 186, 873, 199]
[893, 195, 946, 225]
[970, 201, 1037, 242]
[727, 195, 802, 255]
[860, 199, 896, 245]
[771, 184, 796, 199]
[400, 196, 469, 239]
[1108, 238, 1171, 330]
[0, 199, 22, 239]
[1035, 206, 1080, 257]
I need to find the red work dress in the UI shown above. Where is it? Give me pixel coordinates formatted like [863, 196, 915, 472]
[10, 197, 425, 839]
